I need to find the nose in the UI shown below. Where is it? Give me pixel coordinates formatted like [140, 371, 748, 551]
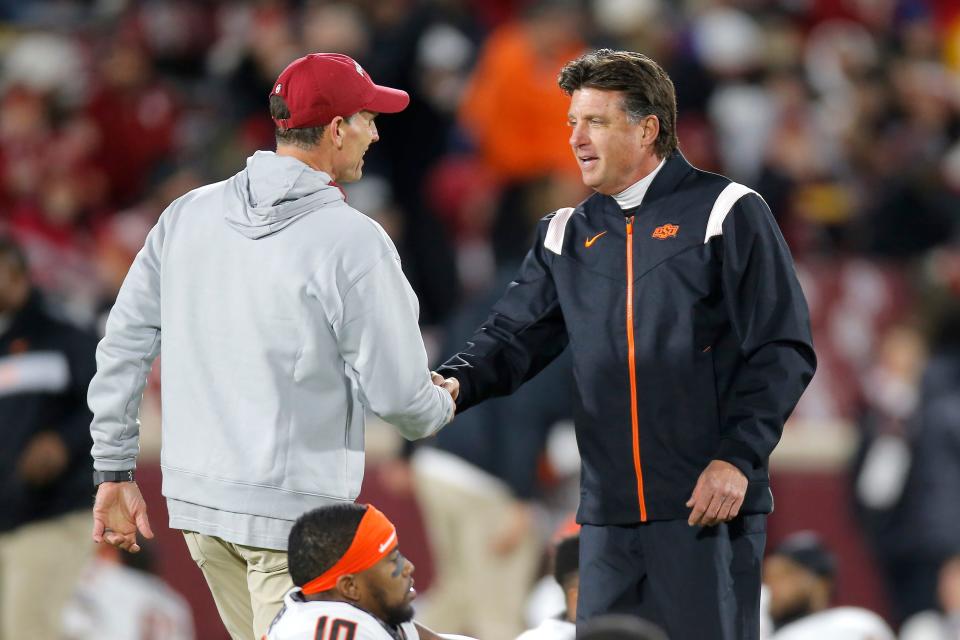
[569, 121, 588, 148]
[403, 558, 415, 577]
[370, 120, 379, 143]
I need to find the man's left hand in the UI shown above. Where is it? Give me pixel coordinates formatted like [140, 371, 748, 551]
[686, 459, 747, 527]
[92, 481, 154, 553]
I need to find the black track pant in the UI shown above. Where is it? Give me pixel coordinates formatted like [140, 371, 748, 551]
[577, 514, 767, 639]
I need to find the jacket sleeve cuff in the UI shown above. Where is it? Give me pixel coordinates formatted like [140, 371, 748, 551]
[716, 439, 758, 478]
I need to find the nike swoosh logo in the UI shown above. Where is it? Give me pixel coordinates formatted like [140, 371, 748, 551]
[584, 231, 607, 248]
[378, 531, 397, 553]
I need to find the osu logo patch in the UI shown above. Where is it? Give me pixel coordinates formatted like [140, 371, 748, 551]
[652, 224, 679, 239]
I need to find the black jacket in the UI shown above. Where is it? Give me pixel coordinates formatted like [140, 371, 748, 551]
[426, 269, 573, 500]
[437, 152, 816, 525]
[0, 290, 98, 532]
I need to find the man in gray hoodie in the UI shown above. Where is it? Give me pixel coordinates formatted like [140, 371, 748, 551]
[87, 53, 457, 640]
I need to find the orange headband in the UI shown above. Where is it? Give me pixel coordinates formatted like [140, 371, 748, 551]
[301, 505, 398, 595]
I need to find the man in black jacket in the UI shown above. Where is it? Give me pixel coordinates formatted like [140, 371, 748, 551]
[434, 50, 816, 638]
[0, 236, 99, 639]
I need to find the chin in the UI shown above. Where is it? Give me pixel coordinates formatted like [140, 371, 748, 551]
[581, 174, 604, 192]
[383, 603, 415, 627]
[590, 183, 617, 195]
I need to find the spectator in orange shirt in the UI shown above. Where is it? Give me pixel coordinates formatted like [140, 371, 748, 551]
[458, 0, 584, 182]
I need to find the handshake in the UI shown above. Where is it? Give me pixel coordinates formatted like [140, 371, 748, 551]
[431, 371, 460, 403]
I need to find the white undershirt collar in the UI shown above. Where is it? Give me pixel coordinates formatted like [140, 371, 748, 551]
[612, 157, 667, 210]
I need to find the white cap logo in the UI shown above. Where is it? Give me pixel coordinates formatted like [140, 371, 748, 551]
[274, 83, 282, 94]
[354, 61, 364, 77]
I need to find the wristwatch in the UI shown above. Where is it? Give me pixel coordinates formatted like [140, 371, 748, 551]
[93, 469, 135, 486]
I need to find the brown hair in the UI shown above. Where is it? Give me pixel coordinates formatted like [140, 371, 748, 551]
[558, 49, 678, 158]
[269, 94, 334, 149]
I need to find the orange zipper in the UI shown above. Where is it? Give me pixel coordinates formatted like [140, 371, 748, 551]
[626, 216, 647, 521]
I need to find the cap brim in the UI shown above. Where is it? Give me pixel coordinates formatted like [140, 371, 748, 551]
[365, 85, 410, 114]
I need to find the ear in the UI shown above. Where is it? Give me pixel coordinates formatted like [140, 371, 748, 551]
[329, 115, 347, 149]
[642, 115, 660, 148]
[336, 574, 362, 602]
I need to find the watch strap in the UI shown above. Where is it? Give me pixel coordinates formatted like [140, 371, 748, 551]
[93, 469, 135, 486]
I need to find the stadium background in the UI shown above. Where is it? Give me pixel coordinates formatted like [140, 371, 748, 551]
[2, 0, 959, 637]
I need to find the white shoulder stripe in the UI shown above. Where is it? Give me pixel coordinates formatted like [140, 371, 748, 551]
[544, 207, 576, 255]
[704, 183, 765, 243]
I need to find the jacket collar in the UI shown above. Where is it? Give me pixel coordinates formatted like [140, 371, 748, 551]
[643, 150, 695, 205]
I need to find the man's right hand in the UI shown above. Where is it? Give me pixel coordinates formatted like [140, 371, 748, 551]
[431, 371, 460, 402]
[686, 459, 747, 527]
[92, 481, 154, 553]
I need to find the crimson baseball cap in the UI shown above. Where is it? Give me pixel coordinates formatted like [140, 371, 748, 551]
[270, 53, 410, 129]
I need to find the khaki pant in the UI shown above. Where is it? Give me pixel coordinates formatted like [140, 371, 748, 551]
[0, 510, 94, 640]
[413, 452, 542, 640]
[183, 532, 292, 640]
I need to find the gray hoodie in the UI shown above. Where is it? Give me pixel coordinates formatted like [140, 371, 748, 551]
[89, 151, 453, 547]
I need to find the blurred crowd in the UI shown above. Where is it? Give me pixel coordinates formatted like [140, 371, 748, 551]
[1, 0, 959, 638]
